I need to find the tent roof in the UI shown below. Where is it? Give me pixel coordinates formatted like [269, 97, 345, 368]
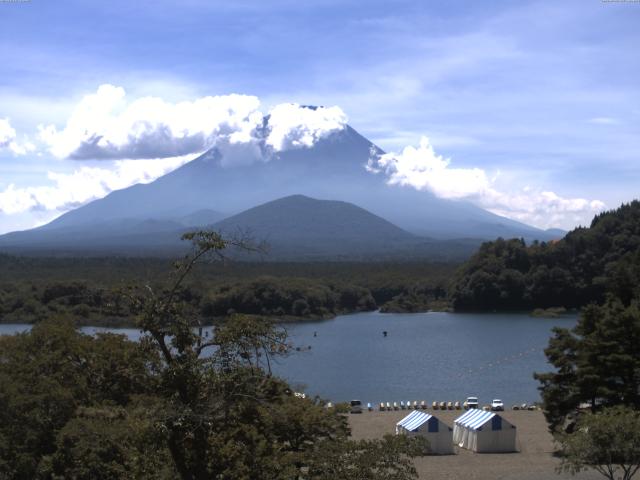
[454, 409, 500, 431]
[397, 411, 434, 432]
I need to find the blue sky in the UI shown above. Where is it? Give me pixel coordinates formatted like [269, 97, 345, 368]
[0, 0, 639, 233]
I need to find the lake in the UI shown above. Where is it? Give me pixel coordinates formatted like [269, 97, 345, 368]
[0, 311, 576, 406]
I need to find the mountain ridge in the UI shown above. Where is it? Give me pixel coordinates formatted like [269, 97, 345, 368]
[0, 122, 564, 259]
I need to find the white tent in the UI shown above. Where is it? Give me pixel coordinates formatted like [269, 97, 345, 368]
[396, 410, 454, 455]
[453, 409, 516, 453]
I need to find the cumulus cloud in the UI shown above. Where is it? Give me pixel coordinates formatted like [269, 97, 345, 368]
[0, 155, 193, 215]
[368, 136, 605, 229]
[367, 137, 491, 199]
[266, 103, 348, 151]
[0, 118, 35, 156]
[38, 85, 347, 162]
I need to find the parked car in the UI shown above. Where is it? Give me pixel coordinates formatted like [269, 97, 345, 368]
[350, 400, 363, 413]
[464, 396, 479, 409]
[491, 399, 504, 411]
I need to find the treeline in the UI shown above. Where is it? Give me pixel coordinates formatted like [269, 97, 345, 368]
[0, 257, 456, 325]
[449, 201, 640, 311]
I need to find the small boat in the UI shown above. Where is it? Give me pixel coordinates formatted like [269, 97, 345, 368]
[454, 401, 461, 409]
[367, 402, 373, 411]
[393, 402, 399, 410]
[413, 401, 418, 409]
[447, 401, 453, 410]
[400, 401, 406, 410]
[439, 401, 446, 410]
[326, 402, 333, 409]
[421, 400, 427, 409]
[387, 402, 392, 410]
[406, 401, 412, 410]
[432, 401, 438, 410]
[379, 402, 385, 411]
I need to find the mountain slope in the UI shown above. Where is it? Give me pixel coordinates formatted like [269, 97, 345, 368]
[0, 195, 481, 260]
[0, 120, 563, 258]
[212, 194, 419, 259]
[27, 125, 557, 241]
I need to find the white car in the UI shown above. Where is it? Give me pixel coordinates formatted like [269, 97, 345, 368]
[491, 399, 504, 411]
[465, 396, 479, 409]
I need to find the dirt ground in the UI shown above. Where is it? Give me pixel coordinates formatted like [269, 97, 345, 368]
[348, 408, 602, 480]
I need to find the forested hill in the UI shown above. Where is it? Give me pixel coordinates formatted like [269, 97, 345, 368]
[449, 201, 640, 311]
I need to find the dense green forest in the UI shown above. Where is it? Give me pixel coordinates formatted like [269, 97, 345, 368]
[449, 201, 640, 311]
[0, 255, 454, 325]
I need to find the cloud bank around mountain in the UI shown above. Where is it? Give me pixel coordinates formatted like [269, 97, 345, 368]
[38, 84, 348, 162]
[368, 136, 606, 229]
[0, 156, 193, 216]
[0, 86, 604, 231]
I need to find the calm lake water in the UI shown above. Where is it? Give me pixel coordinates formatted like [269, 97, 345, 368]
[0, 311, 576, 406]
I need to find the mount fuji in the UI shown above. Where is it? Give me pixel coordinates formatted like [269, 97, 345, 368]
[0, 120, 562, 259]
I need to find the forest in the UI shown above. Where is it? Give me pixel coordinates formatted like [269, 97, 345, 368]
[0, 255, 454, 325]
[449, 201, 640, 312]
[3, 201, 640, 326]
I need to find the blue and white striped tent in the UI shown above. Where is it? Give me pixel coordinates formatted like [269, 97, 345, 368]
[396, 410, 454, 455]
[453, 409, 516, 452]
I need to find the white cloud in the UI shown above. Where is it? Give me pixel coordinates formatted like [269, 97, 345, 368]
[485, 190, 606, 230]
[368, 136, 605, 229]
[368, 137, 491, 199]
[265, 103, 348, 151]
[39, 85, 264, 160]
[0, 155, 193, 215]
[0, 118, 35, 156]
[38, 85, 347, 162]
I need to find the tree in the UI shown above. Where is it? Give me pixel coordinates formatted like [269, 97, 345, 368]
[126, 230, 424, 479]
[306, 434, 426, 480]
[0, 230, 424, 479]
[557, 407, 640, 480]
[0, 318, 156, 479]
[535, 298, 640, 431]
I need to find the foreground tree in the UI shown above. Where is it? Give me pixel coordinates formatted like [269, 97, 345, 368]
[557, 407, 640, 480]
[535, 297, 640, 431]
[125, 230, 424, 479]
[0, 319, 157, 479]
[0, 231, 424, 479]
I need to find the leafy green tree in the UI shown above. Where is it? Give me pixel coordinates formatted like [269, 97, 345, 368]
[127, 231, 424, 480]
[557, 407, 640, 480]
[40, 404, 172, 480]
[0, 231, 425, 479]
[535, 298, 640, 430]
[306, 434, 426, 480]
[0, 318, 155, 478]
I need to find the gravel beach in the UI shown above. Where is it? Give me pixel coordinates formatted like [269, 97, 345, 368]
[348, 409, 602, 480]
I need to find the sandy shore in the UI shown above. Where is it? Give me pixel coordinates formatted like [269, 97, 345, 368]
[348, 409, 601, 480]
